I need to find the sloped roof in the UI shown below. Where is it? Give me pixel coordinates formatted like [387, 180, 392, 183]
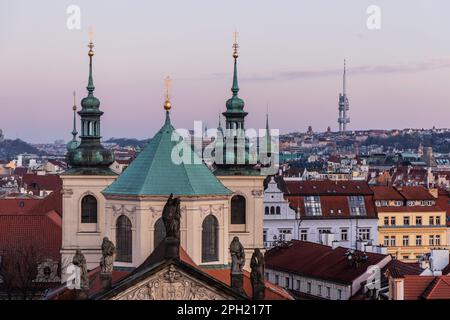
[403, 275, 450, 300]
[285, 180, 373, 196]
[265, 240, 389, 285]
[371, 186, 404, 201]
[103, 113, 231, 197]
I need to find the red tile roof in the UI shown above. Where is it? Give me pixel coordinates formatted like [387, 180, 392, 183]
[385, 259, 422, 278]
[265, 240, 389, 285]
[403, 275, 450, 300]
[371, 186, 404, 201]
[22, 173, 62, 193]
[0, 211, 62, 260]
[0, 198, 42, 214]
[286, 195, 377, 218]
[395, 186, 435, 201]
[285, 181, 373, 196]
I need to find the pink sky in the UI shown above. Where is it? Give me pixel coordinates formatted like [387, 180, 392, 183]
[1, 0, 450, 142]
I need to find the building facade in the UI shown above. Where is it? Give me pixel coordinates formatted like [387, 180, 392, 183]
[374, 186, 448, 262]
[263, 177, 380, 251]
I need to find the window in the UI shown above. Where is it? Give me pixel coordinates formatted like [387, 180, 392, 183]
[384, 217, 389, 225]
[307, 282, 311, 293]
[403, 255, 410, 260]
[390, 217, 396, 226]
[436, 216, 441, 225]
[384, 236, 389, 246]
[318, 285, 322, 296]
[275, 275, 279, 285]
[81, 195, 97, 223]
[403, 235, 409, 246]
[341, 229, 348, 241]
[326, 287, 331, 298]
[429, 235, 435, 246]
[300, 229, 308, 241]
[116, 215, 132, 262]
[202, 215, 219, 262]
[436, 235, 441, 245]
[276, 207, 281, 215]
[278, 229, 292, 241]
[296, 280, 301, 290]
[390, 236, 396, 246]
[358, 228, 370, 241]
[403, 216, 410, 226]
[348, 196, 367, 215]
[263, 229, 267, 243]
[429, 216, 434, 225]
[231, 195, 246, 224]
[416, 235, 422, 246]
[270, 206, 275, 215]
[265, 207, 269, 215]
[337, 289, 342, 300]
[285, 277, 290, 289]
[153, 218, 166, 249]
[416, 216, 422, 226]
[304, 196, 322, 216]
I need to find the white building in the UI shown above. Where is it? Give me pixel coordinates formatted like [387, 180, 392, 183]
[263, 177, 382, 253]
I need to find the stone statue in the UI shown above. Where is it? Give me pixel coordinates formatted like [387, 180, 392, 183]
[229, 237, 245, 294]
[250, 248, 265, 300]
[72, 249, 89, 292]
[100, 237, 116, 274]
[229, 236, 245, 274]
[162, 193, 181, 240]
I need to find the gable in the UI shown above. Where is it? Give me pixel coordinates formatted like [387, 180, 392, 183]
[109, 264, 234, 300]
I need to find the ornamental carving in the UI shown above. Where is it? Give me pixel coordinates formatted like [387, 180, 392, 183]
[112, 265, 227, 300]
[62, 188, 73, 196]
[112, 204, 137, 224]
[251, 189, 263, 197]
[200, 205, 223, 219]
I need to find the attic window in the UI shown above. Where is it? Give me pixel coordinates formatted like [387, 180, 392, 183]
[19, 201, 24, 208]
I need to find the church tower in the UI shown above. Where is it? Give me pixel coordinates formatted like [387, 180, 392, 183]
[214, 33, 265, 267]
[61, 34, 117, 272]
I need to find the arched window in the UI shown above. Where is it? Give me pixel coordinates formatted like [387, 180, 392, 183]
[153, 218, 166, 249]
[265, 207, 269, 215]
[116, 215, 132, 263]
[276, 206, 281, 215]
[202, 215, 219, 262]
[81, 195, 97, 223]
[231, 195, 246, 224]
[270, 206, 275, 215]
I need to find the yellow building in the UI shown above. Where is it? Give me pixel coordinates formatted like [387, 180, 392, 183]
[373, 186, 448, 262]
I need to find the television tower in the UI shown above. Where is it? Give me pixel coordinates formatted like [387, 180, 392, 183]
[338, 60, 350, 132]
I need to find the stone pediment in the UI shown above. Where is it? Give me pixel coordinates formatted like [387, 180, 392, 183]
[109, 264, 232, 300]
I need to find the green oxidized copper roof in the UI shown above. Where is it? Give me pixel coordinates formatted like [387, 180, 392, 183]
[103, 112, 231, 196]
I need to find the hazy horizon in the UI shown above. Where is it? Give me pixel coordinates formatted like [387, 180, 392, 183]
[1, 0, 450, 143]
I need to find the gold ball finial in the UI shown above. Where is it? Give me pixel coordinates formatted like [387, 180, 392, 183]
[164, 99, 172, 111]
[163, 76, 172, 111]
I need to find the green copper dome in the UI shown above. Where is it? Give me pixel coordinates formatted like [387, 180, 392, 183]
[103, 112, 231, 196]
[65, 40, 115, 175]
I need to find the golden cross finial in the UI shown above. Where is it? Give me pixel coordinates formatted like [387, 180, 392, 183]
[232, 30, 239, 58]
[164, 76, 172, 99]
[88, 27, 95, 43]
[73, 91, 77, 110]
[164, 76, 172, 111]
[88, 27, 95, 56]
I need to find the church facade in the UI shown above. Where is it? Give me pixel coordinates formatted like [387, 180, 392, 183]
[60, 35, 268, 275]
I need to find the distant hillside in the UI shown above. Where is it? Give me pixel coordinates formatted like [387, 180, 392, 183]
[0, 139, 46, 161]
[362, 132, 450, 153]
[105, 138, 150, 148]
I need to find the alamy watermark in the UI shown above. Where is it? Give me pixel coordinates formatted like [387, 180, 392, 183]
[170, 121, 279, 176]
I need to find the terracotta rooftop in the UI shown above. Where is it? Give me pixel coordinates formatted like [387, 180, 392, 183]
[285, 180, 373, 196]
[265, 240, 389, 285]
[370, 186, 404, 201]
[395, 186, 435, 201]
[404, 275, 450, 300]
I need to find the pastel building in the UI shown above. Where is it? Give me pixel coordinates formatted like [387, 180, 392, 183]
[373, 186, 448, 262]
